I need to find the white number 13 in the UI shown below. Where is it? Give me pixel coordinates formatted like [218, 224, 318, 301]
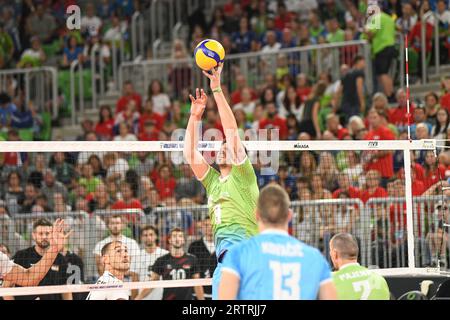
[269, 261, 301, 300]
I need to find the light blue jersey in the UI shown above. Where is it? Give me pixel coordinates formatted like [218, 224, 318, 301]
[221, 230, 332, 300]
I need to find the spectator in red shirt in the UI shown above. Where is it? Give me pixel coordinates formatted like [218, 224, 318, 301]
[364, 108, 395, 182]
[295, 73, 312, 104]
[116, 80, 142, 114]
[332, 173, 362, 199]
[440, 78, 450, 111]
[361, 170, 388, 203]
[155, 164, 176, 200]
[409, 7, 433, 79]
[230, 74, 257, 105]
[274, 2, 293, 31]
[423, 150, 447, 189]
[139, 99, 164, 133]
[3, 129, 26, 166]
[323, 113, 349, 140]
[111, 181, 143, 222]
[259, 102, 288, 139]
[138, 120, 159, 141]
[397, 167, 426, 196]
[95, 105, 115, 140]
[388, 88, 415, 129]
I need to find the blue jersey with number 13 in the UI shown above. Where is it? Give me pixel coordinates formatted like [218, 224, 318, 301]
[221, 230, 332, 300]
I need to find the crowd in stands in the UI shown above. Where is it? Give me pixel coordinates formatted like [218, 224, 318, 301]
[0, 0, 147, 70]
[0, 0, 450, 273]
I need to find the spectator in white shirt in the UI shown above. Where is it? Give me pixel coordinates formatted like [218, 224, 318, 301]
[93, 215, 141, 278]
[81, 3, 102, 37]
[147, 80, 171, 117]
[261, 31, 282, 53]
[103, 14, 128, 43]
[104, 152, 130, 183]
[137, 226, 169, 300]
[437, 0, 450, 25]
[114, 122, 138, 142]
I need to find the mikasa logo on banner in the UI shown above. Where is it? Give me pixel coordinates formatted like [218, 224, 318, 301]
[293, 143, 309, 149]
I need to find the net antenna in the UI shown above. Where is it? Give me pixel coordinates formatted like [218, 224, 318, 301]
[404, 34, 412, 142]
[434, 145, 449, 271]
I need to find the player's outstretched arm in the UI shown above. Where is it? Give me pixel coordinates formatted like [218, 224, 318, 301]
[218, 270, 239, 300]
[183, 88, 210, 179]
[203, 63, 246, 164]
[4, 218, 72, 287]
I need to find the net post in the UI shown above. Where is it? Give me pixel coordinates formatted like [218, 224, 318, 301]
[403, 145, 415, 269]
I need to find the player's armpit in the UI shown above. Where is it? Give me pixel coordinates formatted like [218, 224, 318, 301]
[218, 270, 240, 300]
[318, 280, 338, 300]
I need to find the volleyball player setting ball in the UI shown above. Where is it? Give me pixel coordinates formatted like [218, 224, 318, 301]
[184, 39, 259, 300]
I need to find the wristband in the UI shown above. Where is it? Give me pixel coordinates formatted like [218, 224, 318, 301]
[212, 87, 222, 93]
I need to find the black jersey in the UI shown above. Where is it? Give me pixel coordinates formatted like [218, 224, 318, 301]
[152, 253, 200, 300]
[12, 246, 69, 300]
[188, 239, 216, 299]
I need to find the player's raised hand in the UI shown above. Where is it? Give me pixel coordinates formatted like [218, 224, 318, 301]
[50, 218, 73, 252]
[202, 62, 223, 90]
[189, 88, 207, 118]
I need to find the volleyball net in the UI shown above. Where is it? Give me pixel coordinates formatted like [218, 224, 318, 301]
[0, 139, 449, 299]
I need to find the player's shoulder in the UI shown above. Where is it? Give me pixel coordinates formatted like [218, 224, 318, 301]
[12, 246, 33, 259]
[188, 239, 203, 249]
[95, 236, 111, 247]
[122, 235, 140, 245]
[156, 252, 172, 263]
[97, 272, 118, 285]
[184, 253, 199, 261]
[157, 247, 169, 255]
[55, 252, 68, 264]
